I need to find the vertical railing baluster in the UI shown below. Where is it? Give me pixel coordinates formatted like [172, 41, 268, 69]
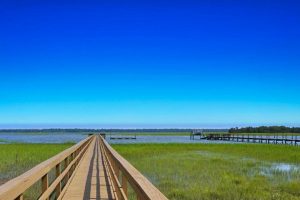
[14, 194, 24, 200]
[69, 155, 73, 178]
[72, 153, 75, 173]
[64, 157, 70, 182]
[116, 167, 120, 181]
[69, 154, 73, 175]
[137, 194, 142, 200]
[41, 174, 49, 200]
[56, 163, 61, 198]
[122, 174, 128, 197]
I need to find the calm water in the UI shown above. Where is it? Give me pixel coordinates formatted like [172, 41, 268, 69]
[0, 133, 86, 143]
[1, 133, 297, 144]
[0, 133, 231, 144]
[107, 135, 232, 144]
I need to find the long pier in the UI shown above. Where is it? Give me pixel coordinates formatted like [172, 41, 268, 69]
[106, 133, 137, 140]
[203, 133, 300, 145]
[0, 135, 168, 200]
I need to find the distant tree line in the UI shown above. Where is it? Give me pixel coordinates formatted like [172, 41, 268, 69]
[0, 129, 98, 133]
[229, 126, 300, 133]
[0, 128, 228, 133]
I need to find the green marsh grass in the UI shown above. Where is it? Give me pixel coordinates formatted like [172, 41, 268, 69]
[113, 143, 300, 200]
[0, 143, 72, 199]
[0, 143, 72, 183]
[0, 138, 8, 143]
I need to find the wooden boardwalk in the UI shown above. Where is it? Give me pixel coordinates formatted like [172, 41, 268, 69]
[61, 137, 115, 200]
[0, 135, 168, 200]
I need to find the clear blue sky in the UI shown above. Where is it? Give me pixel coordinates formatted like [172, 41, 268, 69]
[0, 0, 300, 128]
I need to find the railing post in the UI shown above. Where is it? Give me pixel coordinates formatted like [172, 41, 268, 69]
[64, 157, 70, 182]
[137, 194, 142, 200]
[41, 174, 49, 200]
[56, 163, 61, 197]
[75, 151, 79, 166]
[14, 194, 24, 200]
[116, 166, 120, 180]
[122, 174, 128, 197]
[69, 154, 73, 175]
[72, 153, 76, 173]
[108, 149, 120, 181]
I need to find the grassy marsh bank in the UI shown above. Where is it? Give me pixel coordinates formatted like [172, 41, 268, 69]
[113, 143, 300, 200]
[0, 143, 72, 184]
[0, 143, 73, 199]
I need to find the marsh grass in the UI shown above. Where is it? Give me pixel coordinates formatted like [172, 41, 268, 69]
[0, 143, 72, 184]
[113, 143, 300, 200]
[0, 138, 9, 143]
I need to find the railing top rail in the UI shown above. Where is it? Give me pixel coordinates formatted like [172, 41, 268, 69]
[100, 136, 168, 200]
[0, 135, 94, 200]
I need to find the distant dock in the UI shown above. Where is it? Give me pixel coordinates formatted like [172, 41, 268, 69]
[190, 129, 206, 140]
[200, 133, 300, 145]
[109, 133, 137, 140]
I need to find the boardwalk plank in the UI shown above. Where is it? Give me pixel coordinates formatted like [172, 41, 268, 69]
[61, 137, 115, 200]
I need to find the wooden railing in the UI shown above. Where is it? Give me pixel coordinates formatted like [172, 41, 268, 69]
[0, 136, 94, 200]
[99, 136, 168, 200]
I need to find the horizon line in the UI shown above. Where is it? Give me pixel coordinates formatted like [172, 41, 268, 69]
[0, 123, 300, 129]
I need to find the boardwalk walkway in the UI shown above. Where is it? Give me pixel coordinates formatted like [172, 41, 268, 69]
[0, 135, 168, 200]
[61, 137, 115, 200]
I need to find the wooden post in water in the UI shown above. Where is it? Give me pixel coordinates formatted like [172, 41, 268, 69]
[260, 134, 262, 143]
[285, 133, 287, 144]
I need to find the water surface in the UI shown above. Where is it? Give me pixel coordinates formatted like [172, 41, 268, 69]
[0, 133, 234, 144]
[0, 133, 86, 143]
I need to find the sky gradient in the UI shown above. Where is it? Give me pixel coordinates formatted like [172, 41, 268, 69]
[0, 0, 300, 128]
